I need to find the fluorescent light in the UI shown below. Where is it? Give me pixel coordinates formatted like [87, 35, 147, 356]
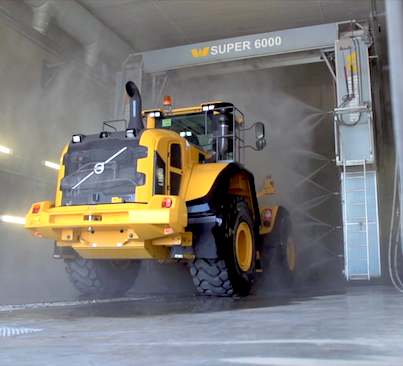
[43, 161, 60, 170]
[0, 145, 12, 154]
[0, 215, 26, 224]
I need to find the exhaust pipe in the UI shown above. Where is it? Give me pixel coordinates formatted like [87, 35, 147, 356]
[125, 81, 144, 132]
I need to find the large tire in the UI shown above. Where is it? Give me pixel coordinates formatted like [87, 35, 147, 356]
[190, 259, 234, 296]
[264, 208, 296, 285]
[65, 258, 140, 296]
[190, 197, 256, 296]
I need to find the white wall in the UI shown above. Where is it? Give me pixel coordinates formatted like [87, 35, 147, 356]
[0, 2, 114, 304]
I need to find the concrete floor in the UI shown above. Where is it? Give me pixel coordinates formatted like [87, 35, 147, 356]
[0, 286, 403, 365]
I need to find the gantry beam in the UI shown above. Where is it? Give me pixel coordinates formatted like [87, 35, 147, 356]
[129, 23, 340, 74]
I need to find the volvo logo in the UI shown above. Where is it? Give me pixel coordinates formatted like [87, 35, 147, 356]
[94, 162, 105, 174]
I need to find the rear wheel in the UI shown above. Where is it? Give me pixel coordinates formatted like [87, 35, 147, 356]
[190, 197, 256, 296]
[65, 258, 140, 296]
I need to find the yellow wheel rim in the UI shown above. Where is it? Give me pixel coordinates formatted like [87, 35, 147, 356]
[286, 236, 296, 271]
[235, 222, 253, 272]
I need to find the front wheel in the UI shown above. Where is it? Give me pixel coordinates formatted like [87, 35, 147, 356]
[267, 209, 296, 285]
[65, 258, 141, 296]
[190, 197, 256, 296]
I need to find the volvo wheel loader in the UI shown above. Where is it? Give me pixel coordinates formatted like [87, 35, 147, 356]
[25, 81, 295, 297]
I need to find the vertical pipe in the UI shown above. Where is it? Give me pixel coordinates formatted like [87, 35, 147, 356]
[386, 1, 403, 178]
[342, 159, 349, 279]
[386, 0, 403, 238]
[363, 159, 370, 280]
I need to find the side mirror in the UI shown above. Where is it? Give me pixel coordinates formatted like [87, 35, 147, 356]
[254, 122, 266, 150]
[256, 139, 266, 151]
[255, 122, 265, 140]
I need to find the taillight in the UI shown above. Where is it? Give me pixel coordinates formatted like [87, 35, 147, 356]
[164, 227, 174, 235]
[35, 232, 42, 237]
[162, 198, 173, 208]
[32, 204, 41, 214]
[263, 208, 272, 227]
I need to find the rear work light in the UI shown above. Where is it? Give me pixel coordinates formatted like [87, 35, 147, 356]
[202, 104, 215, 111]
[32, 204, 41, 214]
[263, 208, 272, 227]
[126, 129, 136, 138]
[72, 134, 83, 143]
[162, 198, 173, 208]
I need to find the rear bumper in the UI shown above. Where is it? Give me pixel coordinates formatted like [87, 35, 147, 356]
[25, 196, 189, 259]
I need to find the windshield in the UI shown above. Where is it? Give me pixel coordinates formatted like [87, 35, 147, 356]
[155, 112, 215, 152]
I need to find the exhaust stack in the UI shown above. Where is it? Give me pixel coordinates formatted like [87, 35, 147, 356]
[125, 81, 144, 133]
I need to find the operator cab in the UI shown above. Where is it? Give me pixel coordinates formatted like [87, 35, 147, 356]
[153, 102, 242, 162]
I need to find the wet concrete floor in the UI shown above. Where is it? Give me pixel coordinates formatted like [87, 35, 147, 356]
[1, 286, 403, 365]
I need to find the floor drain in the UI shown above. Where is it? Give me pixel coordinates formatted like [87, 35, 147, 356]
[0, 328, 42, 337]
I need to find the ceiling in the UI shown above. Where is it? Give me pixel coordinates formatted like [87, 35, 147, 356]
[76, 0, 385, 53]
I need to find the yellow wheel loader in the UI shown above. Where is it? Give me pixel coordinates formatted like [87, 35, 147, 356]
[25, 81, 295, 296]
